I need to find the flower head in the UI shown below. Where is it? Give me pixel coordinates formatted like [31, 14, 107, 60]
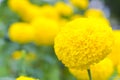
[55, 2, 73, 16]
[54, 18, 113, 69]
[70, 0, 89, 9]
[12, 50, 23, 60]
[12, 50, 36, 61]
[8, 22, 35, 44]
[39, 5, 59, 21]
[8, 0, 30, 13]
[31, 18, 59, 45]
[69, 58, 114, 80]
[16, 76, 37, 80]
[20, 5, 41, 22]
[108, 30, 120, 66]
[85, 9, 105, 18]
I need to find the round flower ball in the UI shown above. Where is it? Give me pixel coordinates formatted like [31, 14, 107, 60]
[70, 0, 89, 9]
[108, 30, 120, 66]
[16, 76, 37, 80]
[31, 18, 59, 45]
[8, 0, 31, 13]
[84, 9, 110, 26]
[69, 58, 114, 80]
[85, 8, 105, 18]
[39, 5, 60, 21]
[8, 22, 35, 44]
[54, 18, 113, 69]
[54, 2, 73, 16]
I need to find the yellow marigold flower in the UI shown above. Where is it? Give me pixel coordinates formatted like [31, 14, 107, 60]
[54, 18, 113, 69]
[8, 0, 42, 22]
[85, 8, 105, 18]
[8, 0, 59, 22]
[108, 30, 120, 66]
[69, 58, 114, 80]
[84, 9, 110, 27]
[12, 51, 22, 60]
[12, 50, 36, 61]
[8, 0, 31, 13]
[54, 2, 73, 16]
[20, 5, 41, 22]
[8, 22, 35, 44]
[70, 0, 89, 9]
[39, 5, 60, 21]
[31, 18, 59, 45]
[16, 76, 37, 80]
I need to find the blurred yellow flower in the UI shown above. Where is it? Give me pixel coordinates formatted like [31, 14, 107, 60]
[16, 76, 37, 80]
[70, 14, 83, 20]
[85, 8, 105, 18]
[8, 0, 64, 22]
[54, 18, 113, 69]
[8, 0, 59, 22]
[20, 5, 41, 22]
[8, 0, 31, 13]
[108, 30, 120, 66]
[31, 18, 59, 45]
[69, 58, 114, 80]
[84, 9, 110, 27]
[12, 50, 36, 61]
[39, 5, 60, 21]
[12, 51, 22, 60]
[70, 0, 89, 9]
[18, 4, 59, 22]
[55, 2, 73, 16]
[8, 22, 35, 44]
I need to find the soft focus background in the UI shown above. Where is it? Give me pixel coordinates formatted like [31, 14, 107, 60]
[0, 0, 120, 80]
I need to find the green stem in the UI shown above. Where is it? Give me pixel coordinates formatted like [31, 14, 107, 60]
[87, 69, 92, 80]
[20, 50, 27, 75]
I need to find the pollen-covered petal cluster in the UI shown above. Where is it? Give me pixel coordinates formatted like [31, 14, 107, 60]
[54, 18, 113, 69]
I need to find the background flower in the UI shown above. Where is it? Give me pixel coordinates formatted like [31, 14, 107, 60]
[69, 58, 114, 80]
